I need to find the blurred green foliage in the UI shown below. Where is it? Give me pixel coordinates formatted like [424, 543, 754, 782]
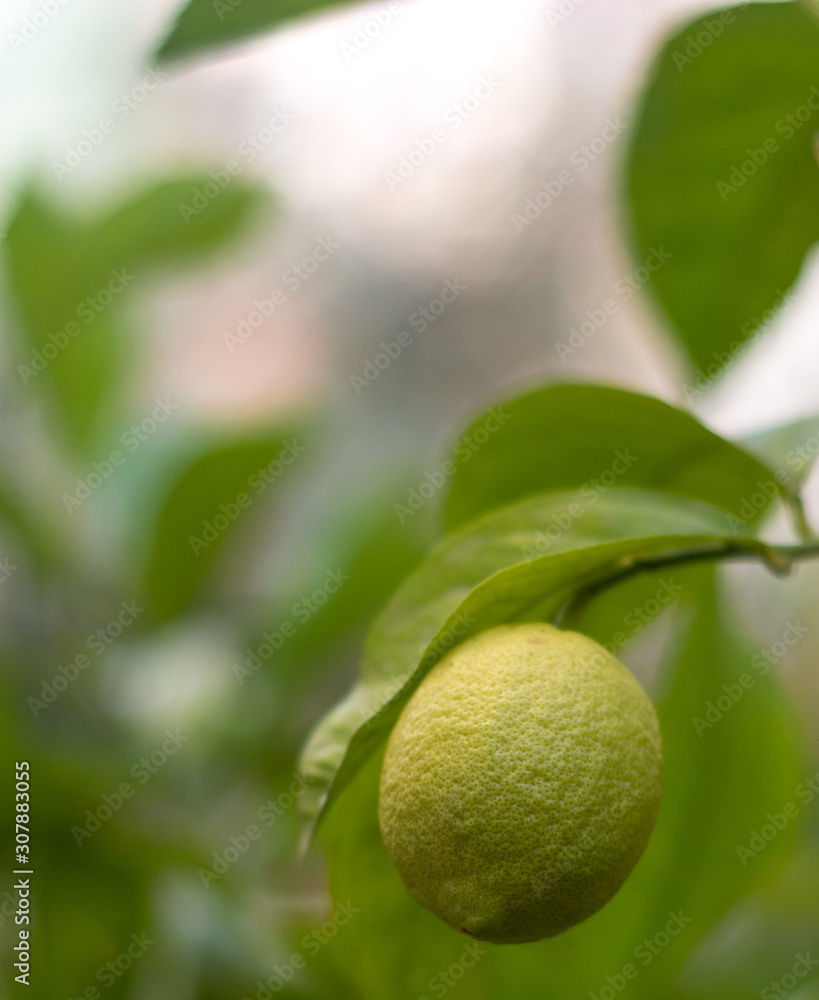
[5, 180, 264, 455]
[140, 432, 307, 622]
[627, 2, 819, 376]
[157, 0, 354, 63]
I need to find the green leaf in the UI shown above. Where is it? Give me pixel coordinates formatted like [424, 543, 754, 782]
[139, 432, 306, 622]
[95, 178, 266, 265]
[443, 384, 778, 532]
[300, 487, 776, 833]
[674, 850, 819, 999]
[740, 415, 819, 493]
[0, 478, 61, 573]
[157, 0, 348, 63]
[3, 180, 264, 456]
[5, 194, 126, 455]
[626, 1, 819, 376]
[608, 572, 803, 993]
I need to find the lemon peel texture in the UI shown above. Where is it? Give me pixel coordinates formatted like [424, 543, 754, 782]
[378, 623, 663, 944]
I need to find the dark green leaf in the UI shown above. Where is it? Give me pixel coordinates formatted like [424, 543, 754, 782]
[674, 850, 819, 999]
[157, 0, 348, 63]
[443, 384, 778, 532]
[139, 431, 306, 622]
[95, 177, 266, 265]
[626, 1, 819, 376]
[300, 487, 776, 832]
[5, 194, 126, 453]
[264, 504, 434, 685]
[0, 477, 61, 573]
[614, 571, 802, 992]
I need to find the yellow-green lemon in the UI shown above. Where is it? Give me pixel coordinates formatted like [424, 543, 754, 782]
[378, 623, 663, 944]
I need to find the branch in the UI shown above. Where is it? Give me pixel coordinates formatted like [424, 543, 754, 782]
[558, 536, 819, 627]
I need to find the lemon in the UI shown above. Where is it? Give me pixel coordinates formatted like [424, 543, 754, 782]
[378, 623, 663, 944]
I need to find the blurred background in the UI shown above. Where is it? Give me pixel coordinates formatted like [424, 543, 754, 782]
[1, 0, 818, 996]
